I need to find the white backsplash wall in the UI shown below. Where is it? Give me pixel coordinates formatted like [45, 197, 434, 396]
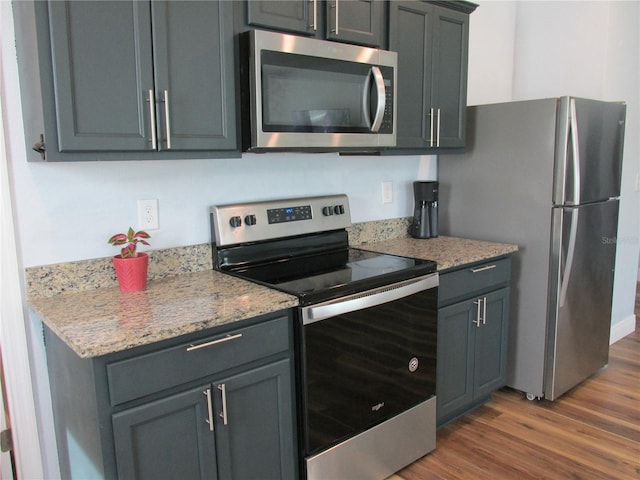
[9, 148, 437, 267]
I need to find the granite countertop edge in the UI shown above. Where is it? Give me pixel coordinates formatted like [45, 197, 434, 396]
[28, 233, 518, 359]
[30, 270, 299, 359]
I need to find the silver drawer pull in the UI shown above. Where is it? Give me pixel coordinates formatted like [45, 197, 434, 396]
[186, 333, 242, 352]
[470, 264, 497, 273]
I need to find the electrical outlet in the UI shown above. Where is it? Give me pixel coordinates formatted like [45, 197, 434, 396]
[381, 181, 393, 204]
[138, 199, 159, 230]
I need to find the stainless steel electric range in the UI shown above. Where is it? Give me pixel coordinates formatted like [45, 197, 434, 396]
[210, 195, 438, 480]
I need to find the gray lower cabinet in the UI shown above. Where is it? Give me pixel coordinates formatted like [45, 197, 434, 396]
[244, 0, 386, 47]
[388, 1, 475, 152]
[34, 0, 238, 161]
[437, 258, 511, 427]
[45, 312, 297, 479]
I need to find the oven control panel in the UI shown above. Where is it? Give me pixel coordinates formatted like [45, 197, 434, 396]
[210, 195, 351, 246]
[267, 205, 312, 224]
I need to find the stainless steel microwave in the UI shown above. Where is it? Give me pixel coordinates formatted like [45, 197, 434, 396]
[242, 30, 397, 152]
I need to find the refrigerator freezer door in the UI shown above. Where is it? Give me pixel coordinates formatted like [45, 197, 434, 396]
[546, 200, 619, 400]
[553, 97, 626, 206]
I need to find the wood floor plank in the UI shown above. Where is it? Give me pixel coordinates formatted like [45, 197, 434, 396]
[392, 300, 640, 480]
[467, 402, 640, 477]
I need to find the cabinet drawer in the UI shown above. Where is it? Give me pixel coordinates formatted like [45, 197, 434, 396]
[107, 316, 290, 406]
[439, 257, 511, 306]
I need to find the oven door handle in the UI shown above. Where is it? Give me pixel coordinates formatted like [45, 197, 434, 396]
[301, 273, 438, 325]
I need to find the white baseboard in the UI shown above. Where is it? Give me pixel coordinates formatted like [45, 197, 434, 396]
[610, 314, 636, 344]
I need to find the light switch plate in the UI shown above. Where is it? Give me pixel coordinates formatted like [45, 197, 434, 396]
[381, 181, 393, 204]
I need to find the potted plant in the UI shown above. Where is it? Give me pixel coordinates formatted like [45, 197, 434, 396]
[108, 227, 151, 292]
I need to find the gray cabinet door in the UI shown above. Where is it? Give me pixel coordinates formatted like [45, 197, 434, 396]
[437, 287, 510, 426]
[474, 288, 510, 399]
[326, 0, 385, 47]
[246, 0, 384, 47]
[437, 298, 475, 422]
[48, 1, 154, 152]
[151, 1, 237, 151]
[430, 6, 469, 148]
[213, 359, 297, 480]
[112, 385, 218, 480]
[247, 0, 317, 36]
[389, 1, 470, 150]
[389, 1, 433, 149]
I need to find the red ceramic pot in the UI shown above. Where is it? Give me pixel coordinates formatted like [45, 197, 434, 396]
[112, 253, 149, 292]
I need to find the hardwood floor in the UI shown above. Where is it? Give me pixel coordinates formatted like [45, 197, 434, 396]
[391, 283, 640, 480]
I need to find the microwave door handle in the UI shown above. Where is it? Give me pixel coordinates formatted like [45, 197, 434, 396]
[362, 68, 373, 128]
[370, 66, 386, 132]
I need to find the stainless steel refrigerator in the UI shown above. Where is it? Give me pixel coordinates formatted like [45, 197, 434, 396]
[439, 97, 626, 400]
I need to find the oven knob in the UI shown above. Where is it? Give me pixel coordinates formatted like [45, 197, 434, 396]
[334, 205, 345, 215]
[229, 216, 242, 228]
[244, 214, 257, 226]
[322, 206, 334, 216]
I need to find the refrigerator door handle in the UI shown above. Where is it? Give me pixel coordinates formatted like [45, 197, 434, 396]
[569, 98, 581, 205]
[559, 207, 579, 307]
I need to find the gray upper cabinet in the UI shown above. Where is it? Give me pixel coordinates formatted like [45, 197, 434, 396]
[46, 2, 154, 153]
[388, 1, 475, 151]
[245, 0, 386, 48]
[35, 1, 238, 161]
[325, 0, 386, 47]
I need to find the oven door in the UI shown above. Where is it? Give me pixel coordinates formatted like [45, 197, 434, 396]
[299, 273, 438, 456]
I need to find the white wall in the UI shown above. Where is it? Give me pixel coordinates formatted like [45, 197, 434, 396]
[465, 0, 640, 336]
[11, 153, 437, 266]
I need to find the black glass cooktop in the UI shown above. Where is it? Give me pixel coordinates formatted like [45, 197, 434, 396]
[229, 248, 437, 305]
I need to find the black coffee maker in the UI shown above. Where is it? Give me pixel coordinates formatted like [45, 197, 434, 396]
[410, 181, 439, 239]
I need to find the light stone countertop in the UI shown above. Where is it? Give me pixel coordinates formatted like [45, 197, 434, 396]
[29, 269, 298, 359]
[359, 236, 518, 271]
[27, 222, 517, 359]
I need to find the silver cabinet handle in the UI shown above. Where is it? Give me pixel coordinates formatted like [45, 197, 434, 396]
[331, 0, 339, 34]
[370, 66, 386, 132]
[162, 90, 172, 149]
[204, 388, 214, 432]
[429, 108, 435, 147]
[186, 333, 243, 352]
[483, 296, 487, 325]
[436, 108, 441, 147]
[473, 298, 482, 327]
[470, 264, 497, 273]
[309, 0, 317, 30]
[218, 384, 228, 425]
[147, 89, 157, 150]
